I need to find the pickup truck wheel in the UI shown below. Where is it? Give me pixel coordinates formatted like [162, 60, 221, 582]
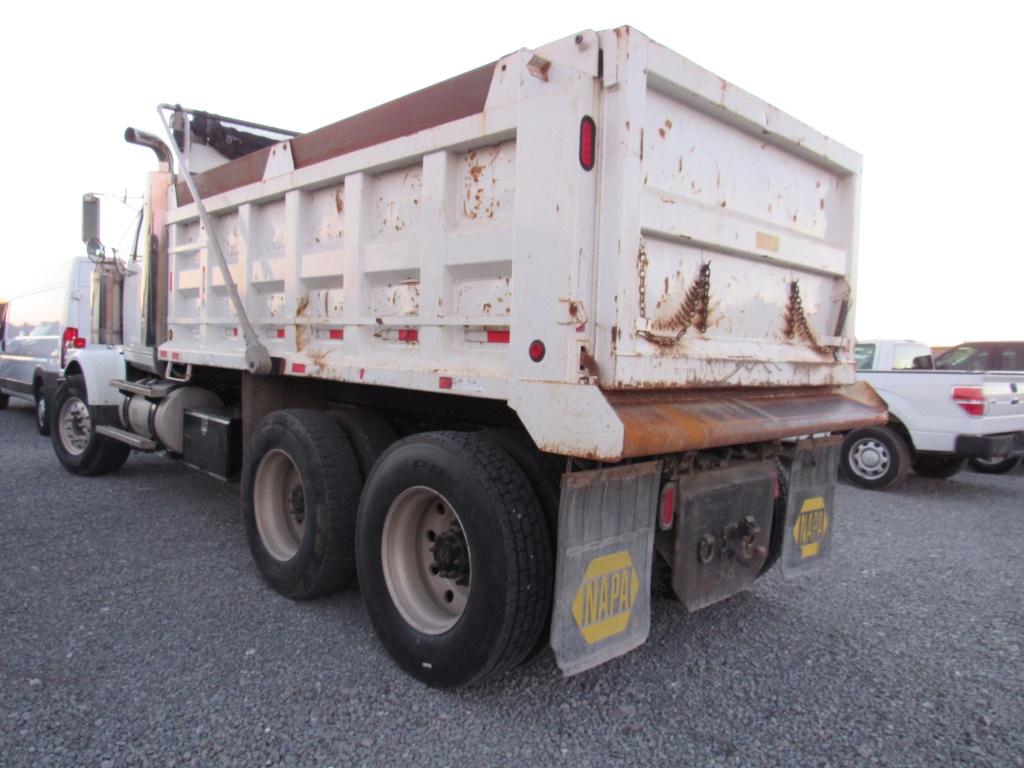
[968, 456, 1021, 474]
[912, 456, 965, 479]
[356, 431, 553, 689]
[51, 375, 131, 476]
[0, 393, 9, 410]
[35, 390, 51, 436]
[242, 409, 362, 600]
[840, 426, 910, 490]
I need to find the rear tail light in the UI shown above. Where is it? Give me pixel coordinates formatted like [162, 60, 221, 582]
[398, 329, 418, 343]
[579, 116, 596, 171]
[60, 327, 84, 367]
[658, 482, 676, 530]
[952, 386, 986, 417]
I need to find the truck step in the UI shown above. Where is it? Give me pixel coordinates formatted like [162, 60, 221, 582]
[110, 378, 177, 399]
[96, 425, 158, 451]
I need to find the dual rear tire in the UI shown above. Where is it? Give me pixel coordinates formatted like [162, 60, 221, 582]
[242, 414, 554, 688]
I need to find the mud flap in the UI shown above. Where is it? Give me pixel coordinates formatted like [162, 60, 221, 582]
[781, 436, 842, 578]
[550, 461, 662, 676]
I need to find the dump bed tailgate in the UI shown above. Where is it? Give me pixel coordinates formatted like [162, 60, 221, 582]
[596, 30, 860, 392]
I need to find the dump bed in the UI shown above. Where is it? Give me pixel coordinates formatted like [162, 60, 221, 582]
[159, 26, 884, 459]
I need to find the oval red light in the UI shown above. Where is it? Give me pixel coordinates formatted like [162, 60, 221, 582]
[528, 340, 546, 362]
[659, 483, 676, 530]
[579, 116, 596, 171]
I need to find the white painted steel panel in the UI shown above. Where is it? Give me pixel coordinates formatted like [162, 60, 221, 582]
[154, 27, 866, 456]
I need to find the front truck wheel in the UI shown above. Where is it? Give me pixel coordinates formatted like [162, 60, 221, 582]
[356, 431, 553, 689]
[51, 375, 131, 476]
[840, 426, 911, 490]
[242, 409, 362, 600]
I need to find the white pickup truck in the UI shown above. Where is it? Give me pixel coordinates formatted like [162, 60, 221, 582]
[841, 340, 1024, 489]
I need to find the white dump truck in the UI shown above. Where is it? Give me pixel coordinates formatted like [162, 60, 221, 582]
[53, 26, 885, 687]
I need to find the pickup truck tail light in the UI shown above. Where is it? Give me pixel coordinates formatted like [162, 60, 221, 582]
[60, 327, 85, 367]
[951, 386, 986, 417]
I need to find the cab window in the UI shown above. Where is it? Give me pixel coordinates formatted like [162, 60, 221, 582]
[936, 345, 989, 371]
[854, 343, 876, 370]
[892, 343, 933, 370]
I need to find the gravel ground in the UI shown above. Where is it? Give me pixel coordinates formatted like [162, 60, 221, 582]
[2, 399, 1022, 767]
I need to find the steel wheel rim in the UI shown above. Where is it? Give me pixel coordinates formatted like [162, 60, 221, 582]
[59, 397, 91, 456]
[849, 438, 890, 480]
[974, 456, 1007, 467]
[253, 449, 307, 562]
[381, 486, 471, 635]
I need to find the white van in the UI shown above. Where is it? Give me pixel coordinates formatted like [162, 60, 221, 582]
[0, 258, 94, 434]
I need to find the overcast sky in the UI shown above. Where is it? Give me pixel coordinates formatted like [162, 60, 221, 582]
[2, 1, 1020, 345]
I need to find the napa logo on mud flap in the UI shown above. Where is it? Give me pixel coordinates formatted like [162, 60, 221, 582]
[571, 550, 640, 645]
[792, 496, 830, 558]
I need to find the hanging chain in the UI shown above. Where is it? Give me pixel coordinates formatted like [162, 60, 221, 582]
[785, 280, 829, 354]
[636, 235, 711, 346]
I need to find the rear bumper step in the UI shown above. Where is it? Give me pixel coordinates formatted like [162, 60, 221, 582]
[608, 381, 886, 458]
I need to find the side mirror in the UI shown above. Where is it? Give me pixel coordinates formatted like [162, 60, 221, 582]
[83, 194, 106, 261]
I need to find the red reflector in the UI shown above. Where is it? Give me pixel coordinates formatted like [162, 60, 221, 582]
[159, 350, 168, 359]
[528, 339, 546, 362]
[951, 386, 986, 417]
[232, 327, 239, 337]
[487, 329, 510, 344]
[62, 327, 78, 342]
[579, 115, 596, 171]
[276, 329, 286, 338]
[292, 363, 306, 374]
[439, 376, 453, 389]
[329, 329, 344, 340]
[73, 338, 86, 349]
[171, 352, 181, 361]
[398, 329, 419, 342]
[168, 272, 173, 291]
[659, 483, 676, 531]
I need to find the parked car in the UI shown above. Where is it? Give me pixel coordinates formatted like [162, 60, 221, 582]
[0, 258, 94, 434]
[840, 340, 1024, 490]
[935, 341, 1024, 373]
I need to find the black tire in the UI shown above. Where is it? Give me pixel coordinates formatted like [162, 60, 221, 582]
[760, 458, 790, 575]
[912, 455, 965, 479]
[840, 426, 911, 490]
[35, 389, 51, 436]
[969, 456, 1021, 474]
[477, 428, 562, 540]
[50, 375, 131, 476]
[241, 409, 362, 600]
[478, 428, 562, 660]
[356, 431, 553, 688]
[0, 392, 9, 410]
[328, 406, 397, 479]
